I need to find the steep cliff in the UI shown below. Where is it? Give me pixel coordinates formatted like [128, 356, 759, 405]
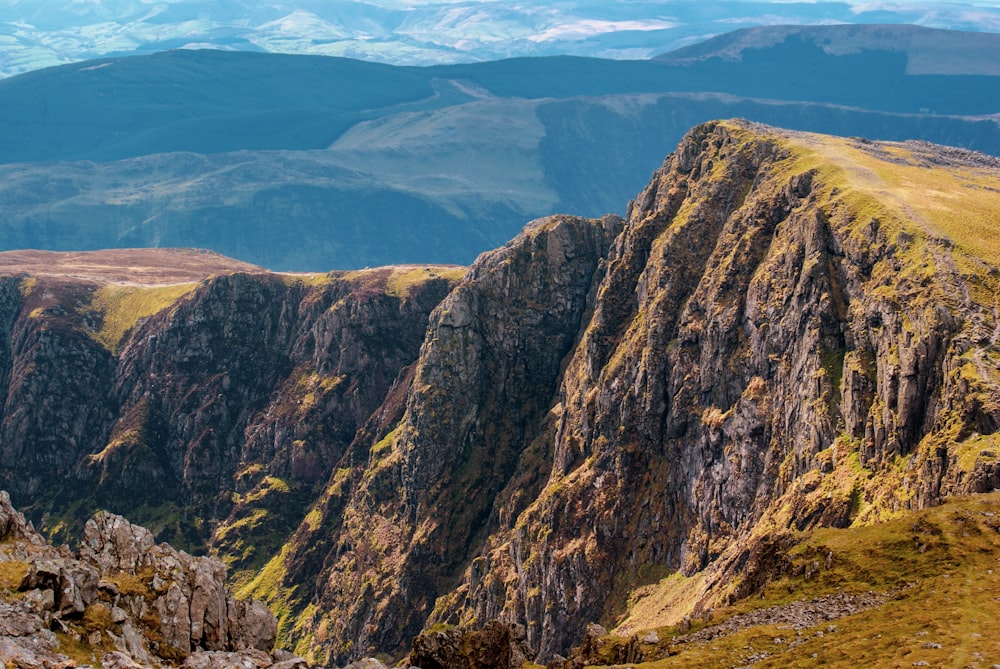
[271, 120, 1000, 663]
[242, 214, 623, 663]
[431, 122, 1000, 657]
[0, 254, 463, 580]
[2, 121, 1000, 665]
[432, 121, 1000, 657]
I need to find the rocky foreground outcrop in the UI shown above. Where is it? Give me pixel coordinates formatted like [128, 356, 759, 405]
[0, 490, 301, 669]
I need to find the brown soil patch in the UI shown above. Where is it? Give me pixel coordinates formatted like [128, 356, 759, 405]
[0, 248, 267, 285]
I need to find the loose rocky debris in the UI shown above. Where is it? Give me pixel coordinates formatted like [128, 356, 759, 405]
[0, 491, 307, 668]
[672, 589, 894, 646]
[551, 590, 895, 668]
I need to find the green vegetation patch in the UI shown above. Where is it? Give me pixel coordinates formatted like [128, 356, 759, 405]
[86, 282, 197, 352]
[238, 544, 306, 648]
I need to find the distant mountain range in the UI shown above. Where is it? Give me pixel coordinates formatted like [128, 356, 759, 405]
[0, 24, 998, 270]
[3, 0, 1000, 77]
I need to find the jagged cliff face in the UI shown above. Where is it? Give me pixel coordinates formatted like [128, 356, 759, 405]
[242, 214, 623, 662]
[0, 262, 462, 565]
[2, 121, 1000, 665]
[269, 121, 1000, 663]
[431, 122, 1000, 656]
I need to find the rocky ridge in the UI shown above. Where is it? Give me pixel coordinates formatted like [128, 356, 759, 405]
[0, 490, 297, 669]
[276, 120, 1000, 663]
[2, 121, 1000, 665]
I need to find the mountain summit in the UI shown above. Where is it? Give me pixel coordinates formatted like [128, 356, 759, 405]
[1, 121, 999, 665]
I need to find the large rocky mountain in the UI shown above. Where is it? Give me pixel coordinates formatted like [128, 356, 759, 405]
[0, 25, 998, 270]
[2, 120, 999, 665]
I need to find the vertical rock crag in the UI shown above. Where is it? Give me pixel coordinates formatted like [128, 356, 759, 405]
[271, 214, 622, 663]
[391, 121, 1000, 660]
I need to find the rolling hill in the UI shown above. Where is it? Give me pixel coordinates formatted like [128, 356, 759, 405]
[4, 0, 1000, 76]
[0, 25, 998, 270]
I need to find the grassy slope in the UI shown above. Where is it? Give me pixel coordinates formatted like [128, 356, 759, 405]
[794, 135, 1000, 270]
[599, 493, 1000, 669]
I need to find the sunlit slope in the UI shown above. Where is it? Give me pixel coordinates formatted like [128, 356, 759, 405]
[586, 493, 1000, 669]
[789, 134, 1000, 268]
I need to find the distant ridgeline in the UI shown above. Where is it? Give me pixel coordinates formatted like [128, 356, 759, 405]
[0, 24, 997, 270]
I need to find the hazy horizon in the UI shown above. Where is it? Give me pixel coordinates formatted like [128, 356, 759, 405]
[2, 0, 1000, 77]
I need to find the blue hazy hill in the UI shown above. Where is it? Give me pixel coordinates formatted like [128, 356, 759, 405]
[0, 24, 997, 270]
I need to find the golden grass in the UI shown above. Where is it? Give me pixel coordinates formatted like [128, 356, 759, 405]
[279, 271, 337, 288]
[729, 121, 1000, 311]
[596, 492, 1000, 669]
[87, 282, 197, 352]
[104, 569, 155, 599]
[55, 630, 103, 668]
[386, 266, 466, 298]
[339, 265, 466, 298]
[0, 559, 29, 592]
[18, 276, 37, 296]
[614, 570, 708, 637]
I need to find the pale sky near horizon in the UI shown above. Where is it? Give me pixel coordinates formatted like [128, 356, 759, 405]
[2, 0, 999, 78]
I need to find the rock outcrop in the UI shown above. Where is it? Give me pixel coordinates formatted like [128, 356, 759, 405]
[0, 491, 299, 669]
[424, 121, 1000, 658]
[280, 121, 1000, 663]
[0, 263, 460, 568]
[250, 213, 623, 663]
[410, 621, 531, 669]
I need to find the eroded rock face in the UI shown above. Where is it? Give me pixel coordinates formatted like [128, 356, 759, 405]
[0, 267, 459, 556]
[281, 121, 1000, 662]
[0, 493, 294, 669]
[410, 621, 531, 669]
[284, 213, 622, 663]
[424, 121, 1000, 658]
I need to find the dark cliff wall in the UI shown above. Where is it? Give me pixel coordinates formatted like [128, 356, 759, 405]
[276, 121, 1000, 663]
[0, 267, 459, 561]
[424, 122, 1000, 658]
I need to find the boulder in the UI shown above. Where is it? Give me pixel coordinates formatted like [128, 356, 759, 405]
[411, 620, 532, 669]
[0, 491, 37, 543]
[80, 511, 157, 572]
[181, 648, 274, 668]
